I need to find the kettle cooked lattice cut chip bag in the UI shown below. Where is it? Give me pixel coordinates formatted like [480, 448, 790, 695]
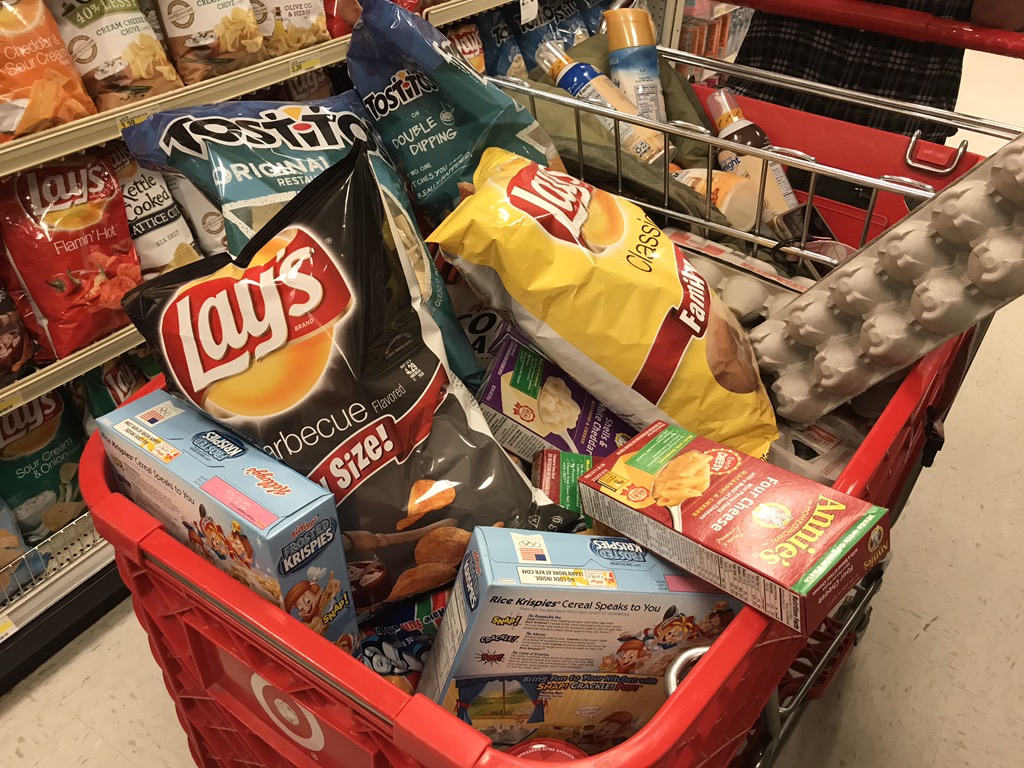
[347, 0, 561, 224]
[122, 92, 484, 389]
[123, 141, 573, 613]
[429, 149, 778, 459]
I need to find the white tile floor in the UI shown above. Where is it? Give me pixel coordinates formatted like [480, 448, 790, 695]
[3, 49, 1024, 768]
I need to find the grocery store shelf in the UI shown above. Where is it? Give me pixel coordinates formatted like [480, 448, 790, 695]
[423, 0, 509, 26]
[0, 37, 351, 177]
[1, 514, 114, 648]
[0, 326, 143, 416]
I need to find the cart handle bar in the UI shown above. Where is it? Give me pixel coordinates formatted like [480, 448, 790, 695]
[731, 0, 1024, 59]
[657, 48, 1022, 142]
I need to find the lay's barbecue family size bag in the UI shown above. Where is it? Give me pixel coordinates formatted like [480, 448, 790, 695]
[347, 0, 561, 224]
[430, 149, 778, 459]
[122, 92, 483, 389]
[123, 142, 573, 612]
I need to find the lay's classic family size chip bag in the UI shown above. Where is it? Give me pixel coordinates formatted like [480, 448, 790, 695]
[430, 149, 778, 459]
[124, 142, 574, 614]
[123, 92, 483, 389]
[347, 0, 561, 224]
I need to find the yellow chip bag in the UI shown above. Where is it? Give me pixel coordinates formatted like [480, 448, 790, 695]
[428, 148, 778, 458]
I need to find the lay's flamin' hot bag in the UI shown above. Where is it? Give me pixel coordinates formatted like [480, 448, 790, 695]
[124, 141, 573, 615]
[429, 149, 778, 459]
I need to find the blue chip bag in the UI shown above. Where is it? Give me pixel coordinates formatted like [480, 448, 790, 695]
[505, 0, 591, 71]
[122, 92, 371, 260]
[575, 0, 616, 35]
[348, 0, 558, 223]
[475, 10, 528, 79]
[123, 92, 484, 389]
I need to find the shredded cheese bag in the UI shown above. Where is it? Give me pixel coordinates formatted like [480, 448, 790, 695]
[155, 0, 266, 85]
[47, 0, 183, 112]
[429, 149, 778, 459]
[0, 0, 96, 142]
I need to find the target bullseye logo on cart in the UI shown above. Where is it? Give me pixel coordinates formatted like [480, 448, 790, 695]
[250, 673, 325, 751]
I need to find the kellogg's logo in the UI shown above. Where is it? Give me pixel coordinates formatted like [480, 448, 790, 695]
[159, 106, 377, 160]
[18, 160, 116, 221]
[590, 538, 647, 563]
[0, 392, 62, 453]
[160, 227, 352, 405]
[507, 164, 593, 246]
[362, 70, 438, 121]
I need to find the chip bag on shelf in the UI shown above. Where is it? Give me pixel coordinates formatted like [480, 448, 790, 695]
[123, 141, 575, 614]
[46, 0, 183, 112]
[0, 154, 143, 360]
[347, 0, 561, 224]
[154, 0, 267, 85]
[0, 0, 97, 142]
[250, 0, 329, 57]
[429, 149, 778, 459]
[0, 275, 34, 387]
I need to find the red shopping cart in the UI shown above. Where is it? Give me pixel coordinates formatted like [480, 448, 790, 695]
[80, 4, 1022, 768]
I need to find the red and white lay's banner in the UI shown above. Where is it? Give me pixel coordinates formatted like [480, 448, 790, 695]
[127, 145, 562, 611]
[429, 148, 778, 459]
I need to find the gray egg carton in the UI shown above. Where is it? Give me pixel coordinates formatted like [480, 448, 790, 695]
[751, 137, 1024, 424]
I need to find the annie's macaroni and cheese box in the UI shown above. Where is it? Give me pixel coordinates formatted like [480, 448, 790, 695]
[417, 527, 741, 743]
[579, 422, 890, 635]
[478, 329, 634, 461]
[97, 390, 358, 652]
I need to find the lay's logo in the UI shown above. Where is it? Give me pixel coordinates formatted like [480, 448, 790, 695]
[507, 164, 593, 245]
[159, 227, 353, 414]
[0, 393, 62, 455]
[18, 160, 117, 223]
[159, 106, 377, 160]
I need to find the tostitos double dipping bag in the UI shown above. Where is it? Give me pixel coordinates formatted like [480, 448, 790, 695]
[429, 149, 778, 459]
[124, 141, 573, 613]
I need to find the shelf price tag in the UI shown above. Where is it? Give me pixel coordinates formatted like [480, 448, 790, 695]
[0, 391, 24, 417]
[118, 111, 152, 133]
[289, 55, 321, 76]
[520, 0, 539, 24]
[0, 615, 17, 645]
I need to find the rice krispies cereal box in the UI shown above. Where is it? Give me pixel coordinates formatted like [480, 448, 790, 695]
[97, 390, 358, 652]
[579, 422, 890, 635]
[417, 527, 741, 745]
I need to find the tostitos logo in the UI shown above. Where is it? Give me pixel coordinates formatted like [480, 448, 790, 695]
[507, 164, 623, 252]
[159, 227, 352, 417]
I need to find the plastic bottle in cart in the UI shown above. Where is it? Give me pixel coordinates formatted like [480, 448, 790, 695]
[536, 41, 667, 165]
[706, 88, 800, 231]
[605, 7, 667, 123]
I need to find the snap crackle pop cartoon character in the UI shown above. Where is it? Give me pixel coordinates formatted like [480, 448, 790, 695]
[599, 638, 651, 674]
[284, 569, 344, 636]
[228, 521, 254, 568]
[197, 507, 231, 561]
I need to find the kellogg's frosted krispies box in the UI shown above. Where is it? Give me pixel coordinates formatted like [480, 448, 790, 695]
[417, 527, 741, 746]
[579, 422, 890, 635]
[97, 390, 358, 652]
[478, 329, 635, 461]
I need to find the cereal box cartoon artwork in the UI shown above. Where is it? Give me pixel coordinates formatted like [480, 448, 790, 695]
[97, 390, 359, 652]
[417, 527, 741, 749]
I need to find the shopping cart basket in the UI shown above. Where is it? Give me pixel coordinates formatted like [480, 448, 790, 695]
[80, 8, 1021, 767]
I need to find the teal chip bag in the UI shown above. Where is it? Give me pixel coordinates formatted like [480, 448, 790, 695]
[348, 0, 560, 224]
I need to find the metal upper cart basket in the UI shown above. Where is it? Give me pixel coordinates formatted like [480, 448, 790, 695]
[73, 3, 1024, 768]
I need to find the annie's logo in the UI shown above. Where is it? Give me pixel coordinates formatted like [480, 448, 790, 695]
[18, 160, 115, 220]
[508, 164, 593, 246]
[0, 392, 62, 452]
[759, 495, 845, 567]
[159, 106, 377, 160]
[159, 227, 352, 405]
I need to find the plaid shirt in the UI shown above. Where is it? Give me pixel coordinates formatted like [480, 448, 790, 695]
[730, 1, 973, 142]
